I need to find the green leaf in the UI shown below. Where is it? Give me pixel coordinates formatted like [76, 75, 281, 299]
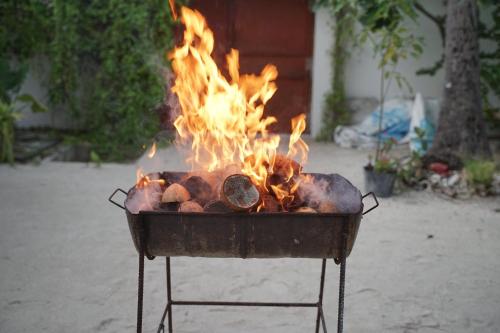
[90, 150, 102, 167]
[15, 94, 48, 113]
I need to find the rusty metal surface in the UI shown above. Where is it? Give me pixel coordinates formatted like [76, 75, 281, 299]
[122, 172, 364, 259]
[125, 210, 362, 259]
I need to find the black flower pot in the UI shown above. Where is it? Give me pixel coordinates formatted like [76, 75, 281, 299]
[364, 165, 396, 198]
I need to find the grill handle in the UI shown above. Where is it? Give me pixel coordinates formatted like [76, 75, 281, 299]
[361, 192, 379, 215]
[109, 188, 127, 210]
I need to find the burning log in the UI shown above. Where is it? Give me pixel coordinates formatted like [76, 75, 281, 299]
[260, 193, 280, 212]
[269, 154, 301, 185]
[288, 192, 304, 211]
[203, 200, 232, 213]
[265, 154, 304, 211]
[179, 201, 204, 212]
[222, 174, 260, 211]
[159, 202, 180, 211]
[161, 183, 191, 203]
[294, 206, 317, 213]
[181, 175, 213, 206]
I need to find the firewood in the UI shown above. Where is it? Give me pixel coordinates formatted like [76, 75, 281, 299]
[318, 201, 337, 213]
[260, 194, 280, 212]
[294, 207, 317, 213]
[221, 174, 260, 211]
[179, 201, 204, 212]
[221, 164, 243, 178]
[288, 192, 304, 210]
[181, 176, 213, 206]
[272, 154, 301, 179]
[298, 191, 320, 209]
[159, 202, 180, 211]
[161, 183, 191, 203]
[203, 200, 232, 213]
[160, 172, 182, 185]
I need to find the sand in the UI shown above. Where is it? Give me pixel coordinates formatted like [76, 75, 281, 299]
[1, 142, 499, 332]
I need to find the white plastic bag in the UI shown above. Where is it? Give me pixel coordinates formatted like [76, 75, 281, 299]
[402, 93, 435, 154]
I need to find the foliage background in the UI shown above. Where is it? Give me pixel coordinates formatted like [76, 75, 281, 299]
[313, 0, 500, 139]
[0, 0, 181, 161]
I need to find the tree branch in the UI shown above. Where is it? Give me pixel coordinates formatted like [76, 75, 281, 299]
[414, 1, 446, 47]
[416, 54, 445, 76]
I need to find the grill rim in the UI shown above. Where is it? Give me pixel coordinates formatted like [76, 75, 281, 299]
[109, 171, 378, 259]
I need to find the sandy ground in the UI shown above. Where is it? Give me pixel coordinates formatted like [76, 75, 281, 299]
[1, 142, 499, 333]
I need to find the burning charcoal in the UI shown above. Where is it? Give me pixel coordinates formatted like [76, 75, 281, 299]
[261, 194, 280, 212]
[203, 200, 232, 213]
[161, 183, 191, 203]
[181, 176, 213, 206]
[294, 207, 317, 213]
[222, 174, 260, 211]
[318, 201, 337, 213]
[159, 202, 180, 211]
[179, 201, 204, 212]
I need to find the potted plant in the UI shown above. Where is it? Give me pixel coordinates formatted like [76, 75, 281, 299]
[356, 5, 422, 198]
[364, 139, 398, 197]
[398, 127, 427, 188]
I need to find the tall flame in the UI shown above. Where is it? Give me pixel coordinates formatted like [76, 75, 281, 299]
[168, 0, 178, 21]
[129, 5, 309, 209]
[167, 6, 308, 204]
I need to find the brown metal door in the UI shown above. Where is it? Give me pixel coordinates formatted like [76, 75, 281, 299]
[189, 0, 314, 133]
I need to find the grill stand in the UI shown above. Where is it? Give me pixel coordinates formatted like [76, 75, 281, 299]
[108, 188, 378, 333]
[135, 214, 348, 333]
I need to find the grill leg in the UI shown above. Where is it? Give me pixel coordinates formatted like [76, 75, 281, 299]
[137, 238, 145, 333]
[167, 257, 173, 332]
[157, 257, 173, 333]
[319, 306, 328, 333]
[337, 256, 346, 333]
[337, 227, 347, 333]
[315, 259, 327, 333]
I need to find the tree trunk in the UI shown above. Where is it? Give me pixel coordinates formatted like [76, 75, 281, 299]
[426, 0, 491, 168]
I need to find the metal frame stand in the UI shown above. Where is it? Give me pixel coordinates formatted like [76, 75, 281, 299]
[135, 221, 348, 333]
[107, 190, 379, 333]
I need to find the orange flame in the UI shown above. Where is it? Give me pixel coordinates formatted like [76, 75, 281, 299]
[136, 168, 165, 189]
[167, 7, 308, 205]
[147, 142, 157, 159]
[288, 114, 309, 165]
[168, 0, 178, 20]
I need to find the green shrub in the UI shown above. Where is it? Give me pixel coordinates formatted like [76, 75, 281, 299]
[0, 57, 47, 164]
[1, 0, 184, 161]
[464, 160, 496, 187]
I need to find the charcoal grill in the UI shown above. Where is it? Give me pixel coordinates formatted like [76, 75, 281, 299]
[109, 172, 378, 333]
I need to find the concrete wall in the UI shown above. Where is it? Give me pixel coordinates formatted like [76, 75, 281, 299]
[15, 58, 75, 129]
